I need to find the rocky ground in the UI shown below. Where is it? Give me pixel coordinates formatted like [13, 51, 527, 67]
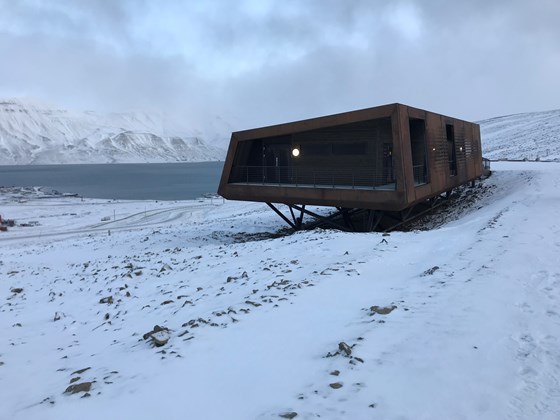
[2, 162, 560, 419]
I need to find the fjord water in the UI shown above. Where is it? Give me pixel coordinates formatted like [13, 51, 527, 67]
[0, 161, 224, 200]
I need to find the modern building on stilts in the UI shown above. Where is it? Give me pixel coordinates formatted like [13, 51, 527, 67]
[218, 103, 483, 231]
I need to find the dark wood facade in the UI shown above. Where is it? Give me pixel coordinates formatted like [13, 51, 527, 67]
[218, 103, 482, 212]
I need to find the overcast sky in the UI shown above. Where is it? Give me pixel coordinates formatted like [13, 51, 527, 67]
[1, 0, 559, 132]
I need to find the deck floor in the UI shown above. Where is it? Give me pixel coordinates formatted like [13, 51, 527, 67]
[230, 181, 398, 191]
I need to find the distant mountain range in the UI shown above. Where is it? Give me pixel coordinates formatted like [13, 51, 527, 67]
[1, 98, 558, 164]
[0, 99, 227, 165]
[479, 108, 560, 161]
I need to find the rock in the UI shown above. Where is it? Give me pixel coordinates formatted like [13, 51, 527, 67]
[161, 300, 174, 305]
[99, 296, 113, 304]
[330, 370, 340, 376]
[64, 381, 92, 394]
[70, 376, 81, 384]
[10, 287, 23, 294]
[134, 270, 143, 276]
[279, 412, 298, 419]
[71, 367, 91, 375]
[151, 331, 170, 347]
[143, 325, 170, 345]
[338, 342, 352, 356]
[370, 305, 397, 315]
[329, 382, 343, 389]
[423, 266, 440, 276]
[160, 264, 172, 272]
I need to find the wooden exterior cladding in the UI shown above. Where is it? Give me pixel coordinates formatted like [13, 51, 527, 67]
[218, 103, 482, 212]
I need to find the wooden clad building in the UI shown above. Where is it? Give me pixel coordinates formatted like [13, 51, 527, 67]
[218, 103, 483, 230]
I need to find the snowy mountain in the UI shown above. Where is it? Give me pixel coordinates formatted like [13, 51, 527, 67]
[480, 108, 560, 161]
[3, 98, 559, 164]
[0, 99, 227, 165]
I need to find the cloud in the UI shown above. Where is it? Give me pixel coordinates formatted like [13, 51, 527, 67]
[0, 0, 559, 133]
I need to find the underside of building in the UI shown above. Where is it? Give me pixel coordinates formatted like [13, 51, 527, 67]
[218, 103, 483, 231]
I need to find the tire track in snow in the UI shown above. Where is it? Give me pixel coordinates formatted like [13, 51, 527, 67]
[0, 204, 213, 242]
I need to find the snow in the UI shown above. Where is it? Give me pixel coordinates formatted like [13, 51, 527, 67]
[480, 108, 560, 161]
[1, 161, 560, 419]
[0, 98, 226, 165]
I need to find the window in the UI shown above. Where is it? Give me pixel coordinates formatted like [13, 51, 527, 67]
[446, 124, 457, 176]
[331, 142, 368, 155]
[409, 118, 428, 185]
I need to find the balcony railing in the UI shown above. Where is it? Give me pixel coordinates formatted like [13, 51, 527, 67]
[229, 166, 397, 190]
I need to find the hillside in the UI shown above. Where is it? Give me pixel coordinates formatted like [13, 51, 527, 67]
[0, 99, 226, 165]
[480, 108, 560, 161]
[1, 161, 560, 419]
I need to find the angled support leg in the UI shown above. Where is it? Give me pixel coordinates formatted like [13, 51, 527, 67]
[291, 205, 351, 232]
[366, 210, 383, 231]
[289, 206, 297, 225]
[266, 203, 297, 230]
[341, 208, 356, 231]
[297, 205, 305, 229]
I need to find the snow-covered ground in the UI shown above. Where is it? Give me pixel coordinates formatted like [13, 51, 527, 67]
[1, 161, 560, 419]
[480, 108, 560, 161]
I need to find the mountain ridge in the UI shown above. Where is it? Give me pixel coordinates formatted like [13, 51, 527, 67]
[1, 98, 559, 164]
[0, 98, 227, 165]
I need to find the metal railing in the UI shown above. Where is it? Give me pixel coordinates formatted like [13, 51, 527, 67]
[229, 166, 397, 190]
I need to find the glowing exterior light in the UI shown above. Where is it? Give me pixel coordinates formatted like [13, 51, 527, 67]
[292, 147, 300, 157]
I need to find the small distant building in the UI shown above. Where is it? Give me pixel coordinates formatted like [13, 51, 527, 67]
[218, 103, 483, 231]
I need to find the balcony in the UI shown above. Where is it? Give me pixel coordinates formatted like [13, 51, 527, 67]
[229, 166, 397, 190]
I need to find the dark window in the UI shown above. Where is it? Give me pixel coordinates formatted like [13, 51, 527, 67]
[409, 118, 428, 185]
[301, 143, 330, 156]
[446, 124, 457, 176]
[332, 142, 368, 155]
